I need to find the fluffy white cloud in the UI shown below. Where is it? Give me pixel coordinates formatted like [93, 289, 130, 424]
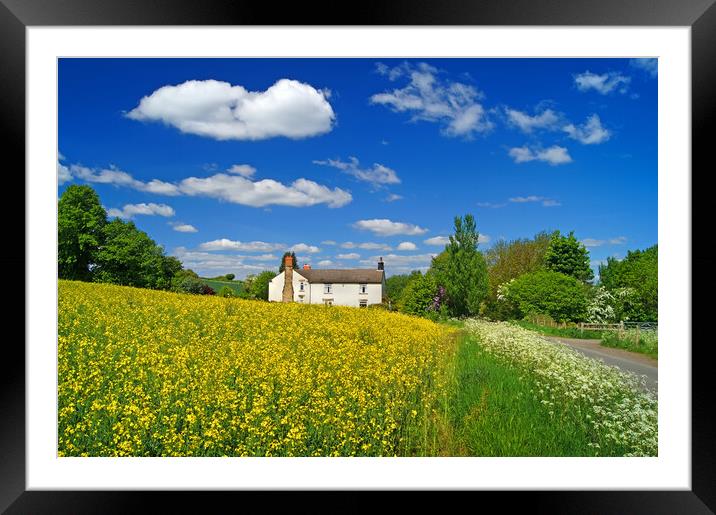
[336, 253, 360, 260]
[574, 71, 630, 95]
[67, 162, 351, 209]
[396, 242, 417, 251]
[371, 62, 493, 138]
[317, 260, 334, 267]
[199, 239, 283, 252]
[290, 243, 321, 254]
[385, 193, 403, 202]
[630, 58, 658, 78]
[313, 157, 400, 186]
[424, 236, 450, 246]
[107, 203, 175, 219]
[505, 108, 560, 133]
[227, 164, 256, 178]
[476, 201, 507, 209]
[360, 253, 437, 268]
[508, 145, 572, 165]
[177, 174, 352, 208]
[563, 114, 610, 145]
[171, 223, 198, 233]
[126, 79, 335, 140]
[352, 219, 428, 237]
[582, 236, 627, 247]
[340, 242, 392, 251]
[58, 161, 72, 185]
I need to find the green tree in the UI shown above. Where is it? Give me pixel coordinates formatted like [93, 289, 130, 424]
[504, 270, 589, 322]
[385, 271, 421, 306]
[249, 270, 276, 301]
[225, 273, 235, 281]
[58, 185, 107, 280]
[430, 214, 489, 317]
[397, 272, 438, 317]
[599, 245, 657, 321]
[482, 231, 554, 319]
[278, 251, 298, 273]
[544, 231, 594, 283]
[93, 218, 169, 289]
[217, 285, 236, 298]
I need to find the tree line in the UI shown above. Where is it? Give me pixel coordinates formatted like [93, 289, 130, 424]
[386, 215, 657, 323]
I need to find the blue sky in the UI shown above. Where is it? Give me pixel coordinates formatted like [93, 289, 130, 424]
[58, 58, 657, 279]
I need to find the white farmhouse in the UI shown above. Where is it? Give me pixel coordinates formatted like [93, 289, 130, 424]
[268, 255, 386, 307]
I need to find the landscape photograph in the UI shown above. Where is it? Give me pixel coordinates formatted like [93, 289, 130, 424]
[57, 57, 658, 458]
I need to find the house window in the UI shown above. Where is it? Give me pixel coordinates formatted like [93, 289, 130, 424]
[324, 299, 333, 306]
[359, 284, 367, 294]
[324, 284, 332, 294]
[359, 300, 367, 308]
[299, 282, 305, 292]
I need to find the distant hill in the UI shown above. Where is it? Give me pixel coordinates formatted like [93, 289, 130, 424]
[199, 278, 244, 295]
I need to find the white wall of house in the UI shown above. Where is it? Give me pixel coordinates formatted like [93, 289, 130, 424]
[268, 270, 384, 307]
[268, 270, 309, 303]
[308, 282, 383, 307]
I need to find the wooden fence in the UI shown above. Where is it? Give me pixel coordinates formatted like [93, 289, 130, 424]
[525, 314, 656, 345]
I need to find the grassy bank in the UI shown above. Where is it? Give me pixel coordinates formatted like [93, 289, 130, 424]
[601, 330, 658, 360]
[510, 319, 604, 339]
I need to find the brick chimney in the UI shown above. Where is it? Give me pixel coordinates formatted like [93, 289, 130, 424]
[377, 257, 384, 271]
[303, 264, 311, 270]
[282, 255, 294, 302]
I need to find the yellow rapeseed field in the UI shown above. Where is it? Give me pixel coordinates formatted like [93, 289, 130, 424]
[58, 280, 457, 457]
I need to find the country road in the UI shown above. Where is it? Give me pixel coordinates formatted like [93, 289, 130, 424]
[542, 336, 658, 393]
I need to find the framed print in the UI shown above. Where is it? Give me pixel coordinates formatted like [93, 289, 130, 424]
[4, 0, 715, 512]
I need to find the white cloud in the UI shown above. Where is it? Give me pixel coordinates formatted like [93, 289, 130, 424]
[199, 239, 284, 252]
[317, 260, 334, 267]
[630, 58, 658, 78]
[479, 234, 491, 244]
[508, 195, 561, 207]
[352, 219, 428, 237]
[126, 78, 335, 141]
[370, 62, 493, 138]
[476, 201, 506, 209]
[171, 223, 198, 233]
[58, 161, 72, 185]
[424, 236, 450, 246]
[68, 162, 351, 209]
[290, 243, 321, 254]
[574, 71, 630, 95]
[505, 108, 560, 133]
[563, 114, 610, 145]
[336, 253, 360, 260]
[581, 236, 628, 247]
[385, 193, 403, 202]
[107, 202, 175, 219]
[313, 156, 400, 186]
[508, 145, 572, 165]
[340, 242, 392, 251]
[177, 174, 352, 208]
[321, 240, 337, 245]
[396, 242, 417, 251]
[227, 164, 257, 178]
[171, 246, 269, 278]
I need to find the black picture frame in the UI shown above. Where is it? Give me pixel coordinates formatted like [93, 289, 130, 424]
[3, 0, 714, 512]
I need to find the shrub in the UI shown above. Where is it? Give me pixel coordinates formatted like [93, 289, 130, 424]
[199, 284, 215, 296]
[504, 270, 588, 322]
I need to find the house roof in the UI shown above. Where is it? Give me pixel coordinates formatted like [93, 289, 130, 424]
[295, 268, 384, 284]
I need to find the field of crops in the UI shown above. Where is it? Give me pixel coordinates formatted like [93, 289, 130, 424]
[58, 280, 457, 457]
[199, 278, 244, 295]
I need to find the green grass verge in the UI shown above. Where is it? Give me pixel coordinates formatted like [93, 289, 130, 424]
[432, 329, 599, 456]
[511, 319, 604, 339]
[601, 331, 658, 360]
